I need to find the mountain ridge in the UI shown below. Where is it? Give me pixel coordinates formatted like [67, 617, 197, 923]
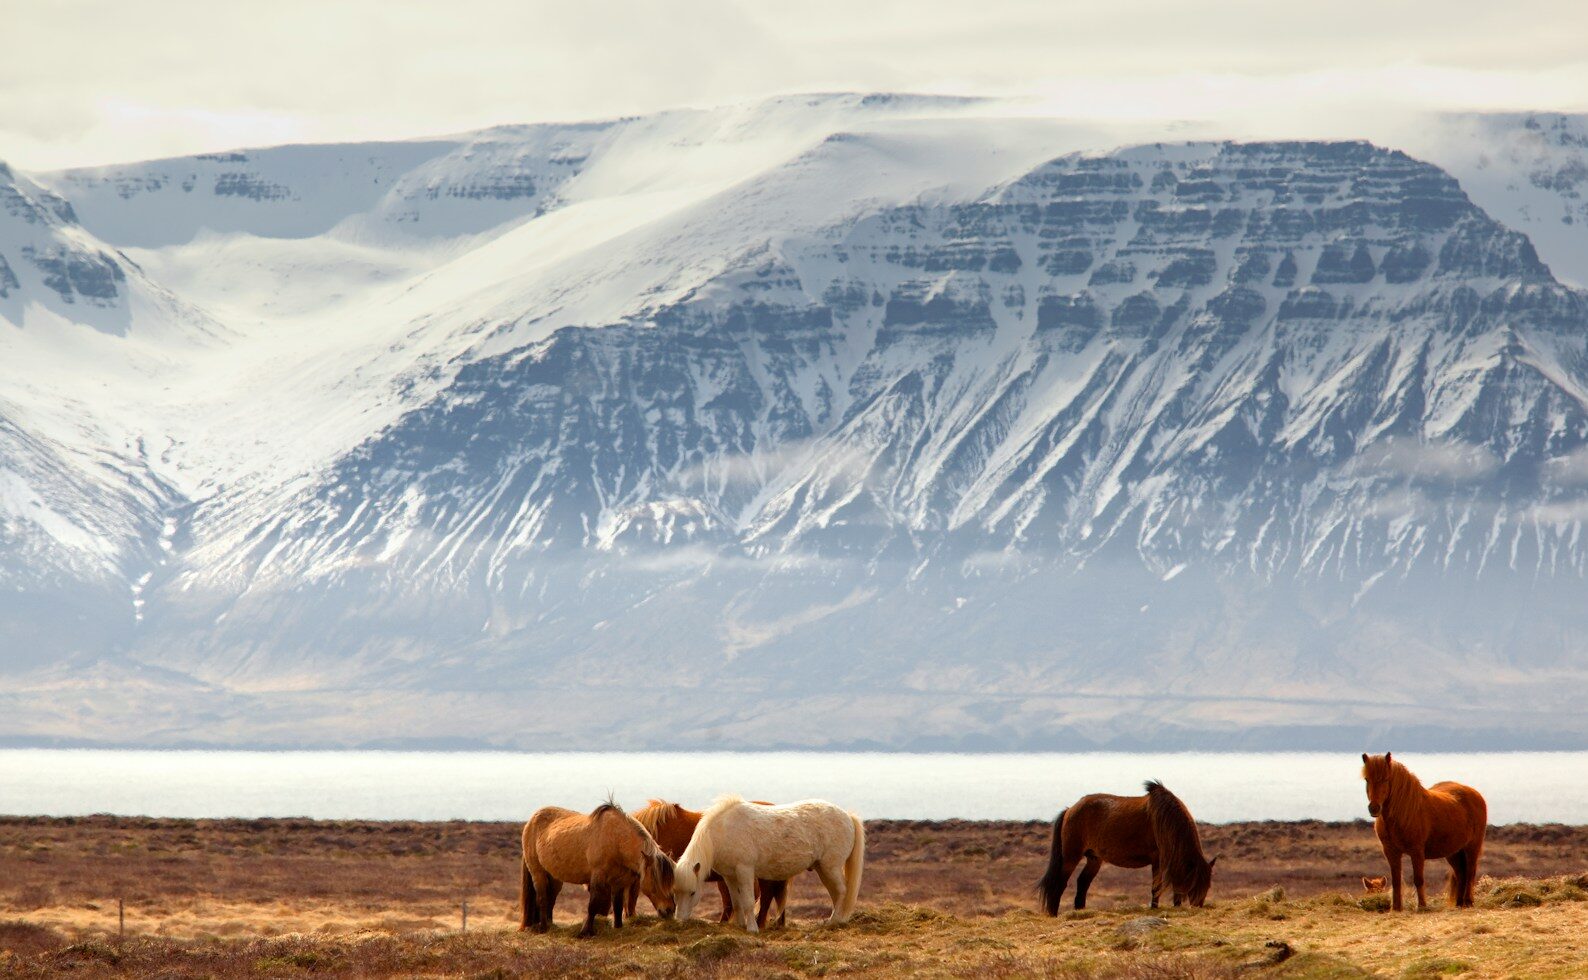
[4, 97, 1588, 749]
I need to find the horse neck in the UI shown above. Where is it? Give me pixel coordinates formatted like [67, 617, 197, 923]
[1385, 763, 1430, 824]
[1147, 793, 1206, 883]
[622, 814, 655, 857]
[679, 816, 716, 883]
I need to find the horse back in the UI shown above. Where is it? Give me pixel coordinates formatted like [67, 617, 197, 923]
[1063, 793, 1156, 868]
[715, 799, 854, 877]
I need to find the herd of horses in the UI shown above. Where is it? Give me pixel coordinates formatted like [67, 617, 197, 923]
[518, 753, 1488, 936]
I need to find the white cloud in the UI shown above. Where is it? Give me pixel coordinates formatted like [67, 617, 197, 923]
[4, 1, 1588, 170]
[1357, 437, 1500, 484]
[1545, 447, 1588, 487]
[1519, 499, 1588, 524]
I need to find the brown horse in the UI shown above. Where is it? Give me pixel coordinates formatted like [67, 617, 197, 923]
[1360, 752, 1486, 911]
[631, 799, 789, 927]
[520, 801, 676, 937]
[1038, 780, 1217, 913]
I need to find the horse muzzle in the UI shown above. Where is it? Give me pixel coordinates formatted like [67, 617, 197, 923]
[1367, 803, 1380, 818]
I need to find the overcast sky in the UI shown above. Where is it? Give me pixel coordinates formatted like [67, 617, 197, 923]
[6, 0, 1588, 170]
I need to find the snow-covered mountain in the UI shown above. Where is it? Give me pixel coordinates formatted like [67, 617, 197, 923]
[4, 95, 1588, 750]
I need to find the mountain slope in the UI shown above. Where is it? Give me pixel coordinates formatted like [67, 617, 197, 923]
[3, 100, 1588, 749]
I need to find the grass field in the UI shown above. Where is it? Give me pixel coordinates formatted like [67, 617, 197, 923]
[2, 815, 1586, 977]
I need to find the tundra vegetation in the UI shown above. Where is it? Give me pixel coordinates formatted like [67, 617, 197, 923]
[1, 816, 1585, 977]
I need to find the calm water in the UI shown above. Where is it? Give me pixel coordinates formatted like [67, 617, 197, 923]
[1, 750, 1585, 824]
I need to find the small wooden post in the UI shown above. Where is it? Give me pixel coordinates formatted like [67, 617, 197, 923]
[118, 897, 124, 938]
[461, 897, 468, 934]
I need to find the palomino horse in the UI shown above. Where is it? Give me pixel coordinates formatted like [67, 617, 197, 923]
[673, 795, 865, 932]
[519, 801, 676, 937]
[1360, 752, 1487, 910]
[1038, 780, 1217, 913]
[630, 800, 789, 927]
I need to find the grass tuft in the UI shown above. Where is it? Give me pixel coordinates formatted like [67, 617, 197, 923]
[1478, 874, 1588, 908]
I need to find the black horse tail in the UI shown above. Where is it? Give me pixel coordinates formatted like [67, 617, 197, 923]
[520, 859, 539, 929]
[1037, 808, 1068, 916]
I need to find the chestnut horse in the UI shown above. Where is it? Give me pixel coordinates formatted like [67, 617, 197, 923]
[630, 799, 789, 927]
[1038, 780, 1217, 913]
[519, 801, 676, 937]
[1360, 752, 1486, 910]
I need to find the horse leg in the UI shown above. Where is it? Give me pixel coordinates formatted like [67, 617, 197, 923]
[1445, 853, 1466, 909]
[1384, 850, 1404, 912]
[1463, 841, 1483, 907]
[758, 879, 786, 929]
[1410, 852, 1428, 910]
[580, 884, 609, 938]
[715, 877, 735, 924]
[519, 861, 538, 931]
[814, 859, 848, 926]
[534, 872, 558, 933]
[611, 885, 625, 930]
[1073, 853, 1102, 910]
[1149, 861, 1161, 909]
[728, 868, 760, 933]
[624, 881, 638, 920]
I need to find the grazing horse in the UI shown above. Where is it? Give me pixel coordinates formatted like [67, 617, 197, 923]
[519, 800, 676, 937]
[673, 795, 865, 932]
[1038, 780, 1217, 913]
[630, 800, 789, 927]
[1360, 752, 1486, 911]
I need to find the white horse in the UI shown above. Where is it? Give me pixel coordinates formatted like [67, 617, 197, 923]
[672, 795, 865, 931]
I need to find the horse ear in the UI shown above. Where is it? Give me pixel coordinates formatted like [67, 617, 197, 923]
[1208, 855, 1218, 869]
[1361, 752, 1369, 765]
[693, 861, 701, 877]
[1385, 751, 1392, 766]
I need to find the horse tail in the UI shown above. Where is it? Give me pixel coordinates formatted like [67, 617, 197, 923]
[1037, 808, 1068, 916]
[839, 812, 866, 920]
[519, 857, 539, 928]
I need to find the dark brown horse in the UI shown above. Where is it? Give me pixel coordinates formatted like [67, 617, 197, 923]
[1038, 781, 1217, 913]
[631, 799, 789, 927]
[520, 801, 676, 937]
[1360, 752, 1486, 911]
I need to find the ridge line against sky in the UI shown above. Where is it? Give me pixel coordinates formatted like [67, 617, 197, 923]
[6, 0, 1588, 171]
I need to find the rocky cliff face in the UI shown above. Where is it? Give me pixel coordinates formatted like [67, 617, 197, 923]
[4, 100, 1588, 749]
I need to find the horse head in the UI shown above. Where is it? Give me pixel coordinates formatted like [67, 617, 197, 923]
[1362, 875, 1387, 894]
[641, 848, 677, 919]
[1182, 854, 1217, 906]
[1361, 752, 1394, 818]
[671, 857, 707, 919]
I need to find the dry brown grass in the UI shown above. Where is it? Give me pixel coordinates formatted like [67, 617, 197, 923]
[2, 816, 1586, 977]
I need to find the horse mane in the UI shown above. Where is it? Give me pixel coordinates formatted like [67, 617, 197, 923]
[1144, 780, 1209, 890]
[634, 799, 675, 837]
[696, 793, 744, 832]
[677, 794, 741, 880]
[590, 793, 624, 818]
[605, 801, 675, 887]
